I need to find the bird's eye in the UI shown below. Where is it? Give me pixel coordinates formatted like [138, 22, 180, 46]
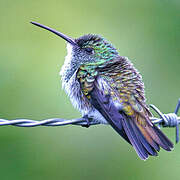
[85, 47, 94, 54]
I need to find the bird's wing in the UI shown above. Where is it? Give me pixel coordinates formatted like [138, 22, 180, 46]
[77, 56, 173, 160]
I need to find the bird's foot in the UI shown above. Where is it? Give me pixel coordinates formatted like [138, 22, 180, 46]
[81, 115, 92, 128]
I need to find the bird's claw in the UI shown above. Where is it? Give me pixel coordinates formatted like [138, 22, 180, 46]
[81, 115, 92, 128]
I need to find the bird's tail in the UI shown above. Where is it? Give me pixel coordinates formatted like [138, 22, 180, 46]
[121, 113, 173, 160]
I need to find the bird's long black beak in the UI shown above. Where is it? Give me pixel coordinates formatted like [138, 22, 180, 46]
[31, 21, 77, 46]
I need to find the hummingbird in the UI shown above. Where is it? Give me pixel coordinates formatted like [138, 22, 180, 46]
[31, 21, 173, 160]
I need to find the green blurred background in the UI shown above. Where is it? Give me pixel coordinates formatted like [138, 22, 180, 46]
[0, 0, 179, 179]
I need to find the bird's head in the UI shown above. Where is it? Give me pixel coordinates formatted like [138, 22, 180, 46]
[31, 22, 118, 66]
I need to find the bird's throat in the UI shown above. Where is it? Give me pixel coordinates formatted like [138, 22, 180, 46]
[60, 43, 78, 83]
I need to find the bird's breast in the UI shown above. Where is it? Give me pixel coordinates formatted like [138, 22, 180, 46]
[60, 68, 93, 115]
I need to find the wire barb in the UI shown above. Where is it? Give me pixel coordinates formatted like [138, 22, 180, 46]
[150, 99, 180, 143]
[0, 99, 179, 143]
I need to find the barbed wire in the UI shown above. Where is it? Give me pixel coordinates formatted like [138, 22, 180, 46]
[0, 99, 179, 142]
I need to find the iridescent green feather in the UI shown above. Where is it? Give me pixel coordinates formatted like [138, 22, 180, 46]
[77, 56, 150, 118]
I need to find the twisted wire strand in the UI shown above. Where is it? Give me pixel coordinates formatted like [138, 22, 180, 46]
[0, 99, 179, 141]
[0, 115, 179, 127]
[149, 99, 180, 143]
[0, 118, 100, 127]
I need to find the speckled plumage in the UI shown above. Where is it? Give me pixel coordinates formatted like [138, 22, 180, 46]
[31, 22, 173, 160]
[60, 34, 119, 116]
[60, 34, 173, 160]
[60, 35, 148, 122]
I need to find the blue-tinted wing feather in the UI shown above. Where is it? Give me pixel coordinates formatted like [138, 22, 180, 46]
[89, 77, 172, 160]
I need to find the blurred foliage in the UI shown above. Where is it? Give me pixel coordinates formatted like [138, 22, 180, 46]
[0, 0, 179, 179]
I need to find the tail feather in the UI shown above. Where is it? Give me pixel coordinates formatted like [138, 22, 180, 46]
[153, 125, 173, 150]
[145, 124, 173, 151]
[135, 121, 160, 152]
[121, 115, 149, 160]
[121, 113, 173, 160]
[129, 119, 158, 156]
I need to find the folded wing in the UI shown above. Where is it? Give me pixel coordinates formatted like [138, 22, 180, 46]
[77, 56, 173, 160]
